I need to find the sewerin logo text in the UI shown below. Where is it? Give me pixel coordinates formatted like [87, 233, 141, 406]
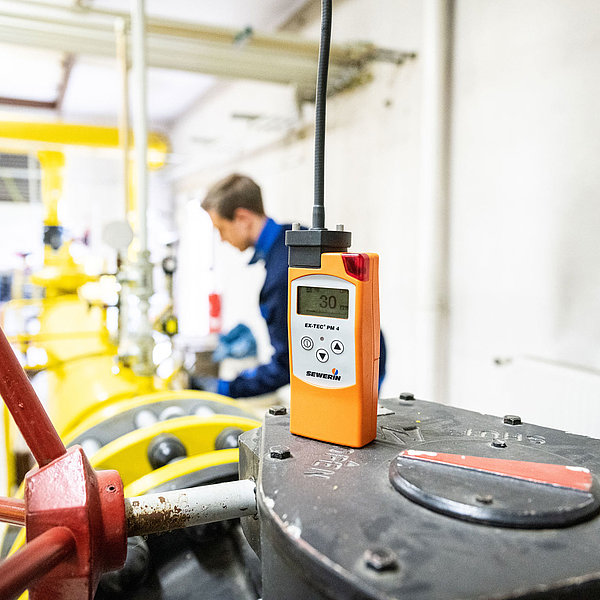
[306, 370, 341, 381]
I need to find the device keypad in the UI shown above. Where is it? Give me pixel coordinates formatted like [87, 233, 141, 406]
[299, 337, 345, 359]
[290, 274, 356, 389]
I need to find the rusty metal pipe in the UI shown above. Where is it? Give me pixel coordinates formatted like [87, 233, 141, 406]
[125, 479, 257, 537]
[0, 325, 66, 467]
[0, 496, 25, 526]
[0, 526, 75, 599]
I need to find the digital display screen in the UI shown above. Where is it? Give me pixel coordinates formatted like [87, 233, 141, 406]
[297, 286, 349, 319]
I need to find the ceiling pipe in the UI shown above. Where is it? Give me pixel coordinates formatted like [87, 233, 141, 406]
[0, 3, 414, 101]
[0, 0, 364, 62]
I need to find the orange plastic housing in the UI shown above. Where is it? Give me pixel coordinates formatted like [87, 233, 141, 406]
[288, 253, 380, 448]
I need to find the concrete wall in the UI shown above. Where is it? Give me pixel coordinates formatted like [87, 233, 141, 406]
[169, 0, 600, 437]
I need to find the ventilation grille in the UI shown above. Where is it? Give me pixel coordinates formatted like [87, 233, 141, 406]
[0, 153, 41, 203]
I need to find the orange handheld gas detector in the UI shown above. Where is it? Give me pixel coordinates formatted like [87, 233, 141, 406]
[285, 244, 380, 448]
[285, 0, 380, 447]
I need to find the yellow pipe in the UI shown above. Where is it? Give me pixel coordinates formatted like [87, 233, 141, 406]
[37, 150, 65, 266]
[37, 150, 63, 228]
[0, 121, 169, 169]
[2, 405, 14, 496]
[124, 449, 240, 497]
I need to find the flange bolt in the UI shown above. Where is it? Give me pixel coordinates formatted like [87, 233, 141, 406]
[475, 494, 494, 504]
[364, 548, 399, 572]
[270, 445, 291, 460]
[504, 414, 522, 425]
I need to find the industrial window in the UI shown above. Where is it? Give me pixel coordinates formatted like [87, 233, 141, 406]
[0, 153, 41, 203]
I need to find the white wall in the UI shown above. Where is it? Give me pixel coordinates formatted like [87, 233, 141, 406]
[0, 203, 43, 271]
[448, 0, 600, 436]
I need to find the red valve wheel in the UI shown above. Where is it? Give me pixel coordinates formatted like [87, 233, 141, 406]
[0, 325, 127, 600]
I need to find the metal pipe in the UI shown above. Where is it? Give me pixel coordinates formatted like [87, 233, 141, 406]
[416, 0, 453, 403]
[115, 17, 131, 221]
[125, 480, 257, 537]
[131, 0, 148, 255]
[126, 0, 155, 377]
[0, 324, 66, 467]
[0, 496, 25, 526]
[0, 526, 75, 599]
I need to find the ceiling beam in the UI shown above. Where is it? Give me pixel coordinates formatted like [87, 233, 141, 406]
[0, 96, 56, 109]
[55, 53, 75, 112]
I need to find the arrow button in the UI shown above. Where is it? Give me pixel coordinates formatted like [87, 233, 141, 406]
[331, 340, 344, 354]
[316, 349, 329, 363]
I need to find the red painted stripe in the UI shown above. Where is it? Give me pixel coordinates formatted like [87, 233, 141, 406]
[399, 450, 593, 492]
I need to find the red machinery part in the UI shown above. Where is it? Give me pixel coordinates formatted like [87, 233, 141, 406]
[24, 448, 127, 599]
[0, 324, 127, 600]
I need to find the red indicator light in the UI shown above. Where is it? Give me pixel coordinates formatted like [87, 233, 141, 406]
[342, 253, 370, 281]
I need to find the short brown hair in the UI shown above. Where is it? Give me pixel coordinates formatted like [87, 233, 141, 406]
[201, 173, 264, 220]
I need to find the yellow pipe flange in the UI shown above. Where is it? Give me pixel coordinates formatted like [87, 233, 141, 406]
[89, 415, 258, 486]
[124, 449, 240, 497]
[63, 390, 253, 445]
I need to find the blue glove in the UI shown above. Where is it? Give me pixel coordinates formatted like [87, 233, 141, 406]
[189, 375, 219, 394]
[213, 323, 257, 362]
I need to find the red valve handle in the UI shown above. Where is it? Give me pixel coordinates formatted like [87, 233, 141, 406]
[0, 325, 127, 600]
[0, 321, 66, 467]
[0, 527, 76, 599]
